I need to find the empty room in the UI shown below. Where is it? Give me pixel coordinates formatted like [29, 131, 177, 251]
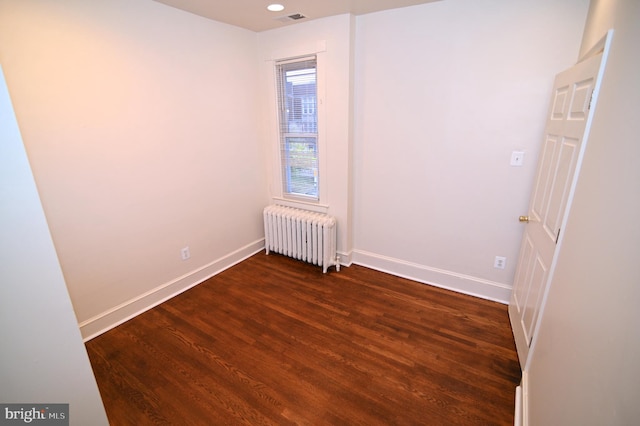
[1, 0, 638, 424]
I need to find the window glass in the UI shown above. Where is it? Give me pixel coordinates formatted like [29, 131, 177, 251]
[276, 57, 318, 199]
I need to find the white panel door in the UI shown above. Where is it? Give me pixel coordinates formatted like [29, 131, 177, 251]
[509, 51, 606, 368]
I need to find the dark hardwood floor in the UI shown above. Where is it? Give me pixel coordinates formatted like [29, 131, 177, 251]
[86, 251, 521, 425]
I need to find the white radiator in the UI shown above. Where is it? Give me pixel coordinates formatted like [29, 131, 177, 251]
[263, 205, 340, 273]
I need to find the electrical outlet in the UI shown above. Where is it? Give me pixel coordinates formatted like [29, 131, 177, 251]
[494, 256, 506, 269]
[510, 151, 525, 166]
[181, 246, 190, 261]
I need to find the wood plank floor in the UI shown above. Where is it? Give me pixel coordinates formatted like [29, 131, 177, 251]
[86, 252, 521, 425]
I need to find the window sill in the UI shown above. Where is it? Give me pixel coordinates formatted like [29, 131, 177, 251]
[272, 197, 329, 214]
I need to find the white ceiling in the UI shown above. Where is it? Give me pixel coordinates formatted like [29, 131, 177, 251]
[153, 0, 441, 32]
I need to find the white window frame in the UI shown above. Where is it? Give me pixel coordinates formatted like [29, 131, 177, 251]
[266, 42, 327, 213]
[276, 56, 319, 201]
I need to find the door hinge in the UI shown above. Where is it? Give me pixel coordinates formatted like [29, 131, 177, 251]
[556, 227, 561, 244]
[588, 92, 594, 110]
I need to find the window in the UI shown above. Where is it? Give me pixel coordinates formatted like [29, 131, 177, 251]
[276, 56, 318, 200]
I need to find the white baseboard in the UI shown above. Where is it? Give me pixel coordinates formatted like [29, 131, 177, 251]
[80, 239, 265, 341]
[80, 245, 510, 341]
[352, 249, 512, 304]
[519, 371, 529, 426]
[515, 385, 523, 426]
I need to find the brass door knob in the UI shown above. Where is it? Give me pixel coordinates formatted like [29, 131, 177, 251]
[519, 215, 530, 223]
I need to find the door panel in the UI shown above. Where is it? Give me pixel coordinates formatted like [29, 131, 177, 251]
[551, 85, 569, 120]
[569, 79, 593, 120]
[522, 254, 548, 345]
[513, 234, 534, 314]
[531, 136, 558, 221]
[545, 137, 578, 241]
[509, 52, 606, 368]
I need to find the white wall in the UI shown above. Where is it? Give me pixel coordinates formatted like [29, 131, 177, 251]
[258, 14, 355, 260]
[0, 66, 108, 425]
[0, 0, 268, 338]
[526, 0, 640, 424]
[0, 0, 593, 340]
[352, 0, 590, 301]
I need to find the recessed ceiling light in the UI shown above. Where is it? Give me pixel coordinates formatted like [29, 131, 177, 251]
[267, 3, 285, 12]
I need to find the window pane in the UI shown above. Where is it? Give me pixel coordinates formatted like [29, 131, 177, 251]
[276, 57, 318, 199]
[283, 137, 317, 196]
[283, 68, 317, 133]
